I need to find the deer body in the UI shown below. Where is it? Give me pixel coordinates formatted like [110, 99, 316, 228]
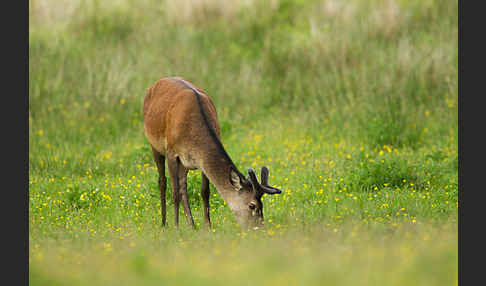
[143, 77, 281, 230]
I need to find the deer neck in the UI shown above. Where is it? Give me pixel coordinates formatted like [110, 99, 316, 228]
[199, 146, 246, 214]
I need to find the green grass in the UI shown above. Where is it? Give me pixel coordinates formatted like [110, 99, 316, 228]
[29, 0, 458, 285]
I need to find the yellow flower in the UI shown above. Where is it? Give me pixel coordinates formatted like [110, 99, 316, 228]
[79, 192, 87, 201]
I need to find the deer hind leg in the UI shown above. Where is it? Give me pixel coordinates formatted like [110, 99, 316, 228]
[151, 146, 167, 227]
[167, 154, 182, 228]
[179, 168, 196, 229]
[200, 172, 211, 230]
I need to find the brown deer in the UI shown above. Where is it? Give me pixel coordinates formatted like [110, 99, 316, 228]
[143, 77, 281, 230]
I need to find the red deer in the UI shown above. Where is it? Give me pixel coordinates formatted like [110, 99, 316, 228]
[143, 77, 281, 230]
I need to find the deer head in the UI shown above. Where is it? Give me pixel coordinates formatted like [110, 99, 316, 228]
[229, 166, 281, 230]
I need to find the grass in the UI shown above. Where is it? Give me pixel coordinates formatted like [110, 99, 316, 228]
[29, 0, 458, 285]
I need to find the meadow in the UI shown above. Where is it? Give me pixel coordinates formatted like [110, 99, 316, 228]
[29, 0, 458, 285]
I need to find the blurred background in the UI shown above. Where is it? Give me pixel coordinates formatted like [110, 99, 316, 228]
[29, 0, 457, 152]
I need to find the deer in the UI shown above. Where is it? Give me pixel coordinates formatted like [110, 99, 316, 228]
[143, 77, 282, 231]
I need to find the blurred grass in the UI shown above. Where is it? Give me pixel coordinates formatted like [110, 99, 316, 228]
[29, 0, 457, 285]
[30, 223, 457, 286]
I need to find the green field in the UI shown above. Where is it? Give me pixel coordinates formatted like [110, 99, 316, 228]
[29, 0, 458, 285]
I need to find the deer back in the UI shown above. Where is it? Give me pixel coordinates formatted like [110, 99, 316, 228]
[143, 77, 221, 160]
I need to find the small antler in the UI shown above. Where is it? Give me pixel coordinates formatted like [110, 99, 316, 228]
[248, 167, 282, 199]
[261, 166, 269, 185]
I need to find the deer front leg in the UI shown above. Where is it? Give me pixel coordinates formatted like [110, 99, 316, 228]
[167, 154, 181, 228]
[201, 172, 211, 230]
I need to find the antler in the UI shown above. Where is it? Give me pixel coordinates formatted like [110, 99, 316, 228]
[248, 166, 282, 199]
[261, 166, 269, 185]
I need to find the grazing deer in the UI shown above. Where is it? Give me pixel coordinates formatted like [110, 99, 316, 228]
[143, 77, 281, 230]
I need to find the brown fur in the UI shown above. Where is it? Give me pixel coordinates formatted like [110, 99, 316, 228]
[143, 77, 280, 230]
[144, 77, 219, 159]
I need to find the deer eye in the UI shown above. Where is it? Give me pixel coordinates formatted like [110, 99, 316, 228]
[249, 203, 256, 210]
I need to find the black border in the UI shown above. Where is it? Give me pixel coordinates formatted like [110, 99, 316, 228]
[4, 0, 28, 285]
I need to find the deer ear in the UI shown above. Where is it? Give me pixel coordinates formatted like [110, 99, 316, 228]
[229, 167, 244, 190]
